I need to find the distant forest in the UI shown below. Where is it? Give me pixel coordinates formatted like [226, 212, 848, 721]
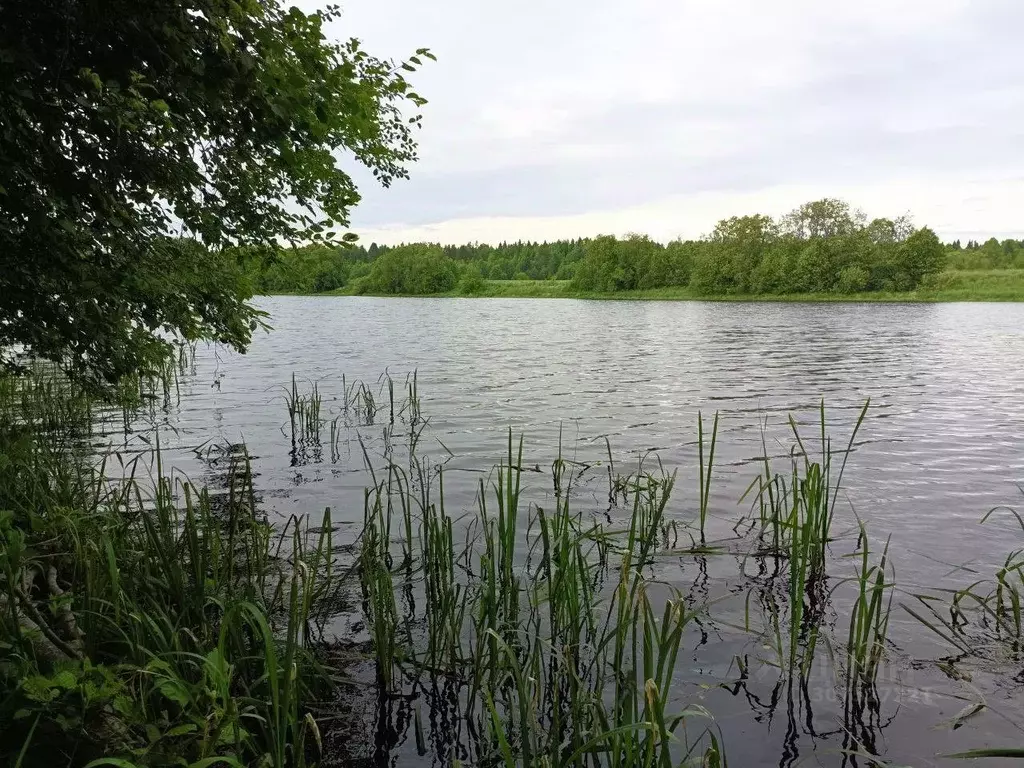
[240, 199, 1024, 296]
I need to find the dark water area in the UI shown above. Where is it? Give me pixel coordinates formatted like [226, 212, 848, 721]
[96, 297, 1024, 766]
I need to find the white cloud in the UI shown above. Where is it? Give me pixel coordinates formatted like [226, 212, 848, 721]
[303, 0, 1024, 242]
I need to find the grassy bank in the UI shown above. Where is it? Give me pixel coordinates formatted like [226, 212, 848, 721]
[287, 268, 1024, 302]
[0, 369, 337, 767]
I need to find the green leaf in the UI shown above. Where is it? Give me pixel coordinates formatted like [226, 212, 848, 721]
[165, 723, 199, 737]
[112, 695, 134, 717]
[216, 723, 249, 745]
[157, 679, 191, 706]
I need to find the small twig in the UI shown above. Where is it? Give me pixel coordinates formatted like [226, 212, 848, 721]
[46, 566, 85, 649]
[13, 586, 82, 660]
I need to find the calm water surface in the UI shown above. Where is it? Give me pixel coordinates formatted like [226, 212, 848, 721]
[103, 297, 1024, 766]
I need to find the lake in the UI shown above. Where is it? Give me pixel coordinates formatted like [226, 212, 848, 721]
[102, 297, 1024, 766]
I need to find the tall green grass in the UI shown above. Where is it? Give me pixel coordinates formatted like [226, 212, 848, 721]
[349, 399, 917, 765]
[287, 371, 426, 467]
[892, 498, 1024, 760]
[740, 402, 869, 679]
[844, 525, 893, 693]
[357, 428, 729, 766]
[0, 372, 337, 767]
[697, 411, 718, 544]
[19, 363, 1011, 766]
[285, 373, 323, 442]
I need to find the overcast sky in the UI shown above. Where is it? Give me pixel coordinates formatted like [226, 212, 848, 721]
[309, 0, 1024, 245]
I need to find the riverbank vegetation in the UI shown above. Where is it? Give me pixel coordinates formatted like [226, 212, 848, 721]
[243, 199, 1024, 301]
[0, 368, 339, 766]
[261, 271, 1024, 303]
[7, 368, 1024, 764]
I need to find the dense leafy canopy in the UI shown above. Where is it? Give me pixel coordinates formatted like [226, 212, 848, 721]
[243, 238, 592, 294]
[0, 0, 430, 386]
[249, 199, 977, 296]
[628, 200, 946, 295]
[362, 244, 459, 295]
[946, 238, 1024, 270]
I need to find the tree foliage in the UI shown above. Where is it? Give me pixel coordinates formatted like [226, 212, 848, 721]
[244, 238, 593, 294]
[571, 199, 947, 296]
[245, 199, 1012, 297]
[0, 0, 431, 386]
[946, 237, 1024, 270]
[362, 245, 459, 295]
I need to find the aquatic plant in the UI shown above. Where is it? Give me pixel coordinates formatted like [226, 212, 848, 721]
[0, 372, 337, 767]
[738, 402, 869, 680]
[845, 524, 894, 691]
[284, 373, 324, 442]
[904, 501, 1024, 661]
[697, 410, 719, 544]
[355, 430, 726, 766]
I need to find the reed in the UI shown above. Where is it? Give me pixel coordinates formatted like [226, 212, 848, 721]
[355, 428, 722, 766]
[347, 398, 889, 765]
[284, 373, 323, 443]
[993, 551, 1024, 646]
[844, 524, 893, 691]
[697, 410, 719, 543]
[0, 371, 336, 767]
[22, 364, 1001, 768]
[359, 382, 377, 424]
[904, 503, 1024, 662]
[747, 405, 869, 670]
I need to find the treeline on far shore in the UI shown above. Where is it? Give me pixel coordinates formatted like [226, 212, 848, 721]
[234, 199, 1024, 296]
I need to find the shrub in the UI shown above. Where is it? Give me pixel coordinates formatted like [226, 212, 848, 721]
[457, 267, 486, 295]
[364, 245, 459, 294]
[836, 265, 870, 294]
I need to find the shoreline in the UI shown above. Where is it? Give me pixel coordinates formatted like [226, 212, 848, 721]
[266, 279, 1024, 303]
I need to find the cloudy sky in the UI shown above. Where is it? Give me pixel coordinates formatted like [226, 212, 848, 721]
[311, 0, 1024, 245]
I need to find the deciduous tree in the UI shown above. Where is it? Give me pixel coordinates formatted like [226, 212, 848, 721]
[0, 0, 431, 386]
